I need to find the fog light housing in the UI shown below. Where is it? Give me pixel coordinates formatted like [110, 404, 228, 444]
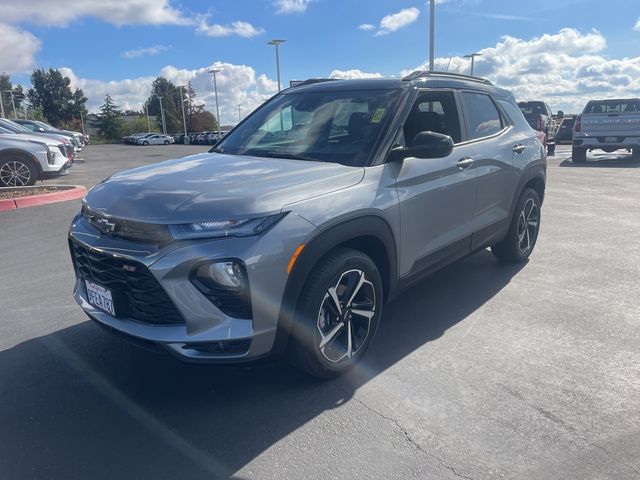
[190, 260, 252, 319]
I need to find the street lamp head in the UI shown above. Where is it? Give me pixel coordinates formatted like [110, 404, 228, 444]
[464, 53, 483, 58]
[208, 69, 221, 75]
[267, 39, 286, 46]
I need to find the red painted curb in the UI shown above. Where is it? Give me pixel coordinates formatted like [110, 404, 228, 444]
[0, 198, 17, 212]
[1, 186, 87, 211]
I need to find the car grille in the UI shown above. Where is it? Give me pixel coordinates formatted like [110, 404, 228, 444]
[82, 205, 173, 245]
[70, 239, 185, 326]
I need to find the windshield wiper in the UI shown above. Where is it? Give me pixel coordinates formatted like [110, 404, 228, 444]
[249, 151, 318, 162]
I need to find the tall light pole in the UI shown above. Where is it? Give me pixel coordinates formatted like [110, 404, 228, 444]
[144, 102, 151, 132]
[208, 69, 221, 129]
[157, 96, 167, 134]
[0, 92, 5, 118]
[429, 0, 435, 71]
[237, 104, 242, 123]
[267, 39, 286, 91]
[464, 53, 482, 77]
[79, 110, 86, 136]
[4, 90, 16, 118]
[178, 85, 188, 139]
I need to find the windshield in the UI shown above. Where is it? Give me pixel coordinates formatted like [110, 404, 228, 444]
[584, 100, 640, 114]
[518, 102, 545, 115]
[215, 89, 400, 166]
[0, 119, 31, 133]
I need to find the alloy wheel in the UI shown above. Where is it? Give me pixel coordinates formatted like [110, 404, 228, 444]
[0, 161, 31, 187]
[517, 198, 539, 254]
[316, 269, 376, 363]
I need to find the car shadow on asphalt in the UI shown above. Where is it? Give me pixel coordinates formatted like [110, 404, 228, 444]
[559, 155, 640, 168]
[0, 250, 524, 480]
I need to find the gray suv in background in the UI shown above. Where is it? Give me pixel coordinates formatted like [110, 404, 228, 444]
[69, 72, 546, 378]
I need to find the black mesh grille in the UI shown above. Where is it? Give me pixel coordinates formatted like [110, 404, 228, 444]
[70, 239, 184, 326]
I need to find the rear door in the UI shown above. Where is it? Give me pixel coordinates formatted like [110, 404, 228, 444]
[395, 90, 477, 277]
[459, 91, 521, 249]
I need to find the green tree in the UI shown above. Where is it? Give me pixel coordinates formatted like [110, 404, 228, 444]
[145, 77, 182, 134]
[27, 68, 87, 126]
[96, 94, 124, 140]
[191, 111, 218, 132]
[183, 81, 219, 132]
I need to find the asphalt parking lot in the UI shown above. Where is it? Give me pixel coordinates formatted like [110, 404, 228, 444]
[1, 144, 639, 479]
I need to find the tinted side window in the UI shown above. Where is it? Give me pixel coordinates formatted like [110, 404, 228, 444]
[403, 91, 462, 145]
[461, 92, 504, 140]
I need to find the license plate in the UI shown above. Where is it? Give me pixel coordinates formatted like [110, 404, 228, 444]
[85, 280, 115, 315]
[605, 137, 617, 143]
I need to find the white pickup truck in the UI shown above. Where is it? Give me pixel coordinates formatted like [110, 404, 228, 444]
[572, 98, 640, 163]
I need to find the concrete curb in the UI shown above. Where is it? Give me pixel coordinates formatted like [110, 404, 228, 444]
[0, 185, 87, 212]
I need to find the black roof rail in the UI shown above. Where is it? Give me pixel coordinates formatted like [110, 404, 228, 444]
[288, 78, 340, 88]
[402, 70, 493, 86]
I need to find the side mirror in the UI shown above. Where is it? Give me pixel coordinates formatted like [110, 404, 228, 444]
[390, 131, 454, 161]
[38, 127, 45, 132]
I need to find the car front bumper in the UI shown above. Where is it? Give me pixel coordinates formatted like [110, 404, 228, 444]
[68, 212, 315, 363]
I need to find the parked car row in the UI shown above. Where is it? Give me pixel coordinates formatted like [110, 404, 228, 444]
[122, 133, 175, 145]
[0, 117, 74, 187]
[173, 131, 228, 145]
[12, 119, 88, 152]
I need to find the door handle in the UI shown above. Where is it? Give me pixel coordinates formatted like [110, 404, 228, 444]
[513, 144, 526, 154]
[456, 158, 474, 169]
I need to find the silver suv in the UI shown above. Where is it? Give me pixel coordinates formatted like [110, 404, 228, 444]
[69, 72, 546, 378]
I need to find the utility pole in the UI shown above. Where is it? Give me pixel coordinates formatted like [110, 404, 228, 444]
[4, 90, 16, 118]
[429, 0, 435, 71]
[464, 53, 482, 77]
[178, 86, 188, 139]
[157, 96, 167, 134]
[144, 103, 151, 132]
[0, 92, 5, 118]
[237, 104, 242, 123]
[79, 110, 86, 136]
[208, 69, 221, 130]
[267, 40, 286, 91]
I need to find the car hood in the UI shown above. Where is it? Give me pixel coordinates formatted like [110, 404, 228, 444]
[84, 153, 365, 223]
[0, 133, 62, 147]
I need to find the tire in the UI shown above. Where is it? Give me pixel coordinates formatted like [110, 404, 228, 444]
[547, 143, 555, 156]
[491, 188, 541, 263]
[572, 146, 587, 163]
[164, 140, 170, 145]
[142, 141, 149, 146]
[632, 147, 640, 162]
[288, 248, 383, 379]
[0, 156, 38, 187]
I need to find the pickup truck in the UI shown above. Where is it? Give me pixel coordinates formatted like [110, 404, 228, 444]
[572, 98, 640, 163]
[518, 101, 560, 156]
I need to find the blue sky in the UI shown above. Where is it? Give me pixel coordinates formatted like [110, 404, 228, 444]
[1, 0, 639, 121]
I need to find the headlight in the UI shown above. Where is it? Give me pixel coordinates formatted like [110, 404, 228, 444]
[169, 213, 287, 240]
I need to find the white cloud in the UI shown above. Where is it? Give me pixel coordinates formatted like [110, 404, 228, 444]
[376, 7, 420, 36]
[123, 45, 170, 59]
[61, 62, 279, 126]
[0, 23, 41, 74]
[634, 18, 640, 31]
[405, 28, 640, 113]
[358, 24, 376, 31]
[273, 0, 314, 14]
[0, 0, 190, 26]
[329, 69, 383, 80]
[196, 20, 264, 38]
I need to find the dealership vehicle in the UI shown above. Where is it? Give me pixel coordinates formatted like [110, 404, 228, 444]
[0, 118, 75, 160]
[123, 132, 153, 144]
[556, 116, 575, 144]
[13, 119, 84, 150]
[69, 72, 545, 377]
[572, 98, 640, 163]
[0, 136, 71, 187]
[137, 134, 174, 145]
[518, 101, 559, 156]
